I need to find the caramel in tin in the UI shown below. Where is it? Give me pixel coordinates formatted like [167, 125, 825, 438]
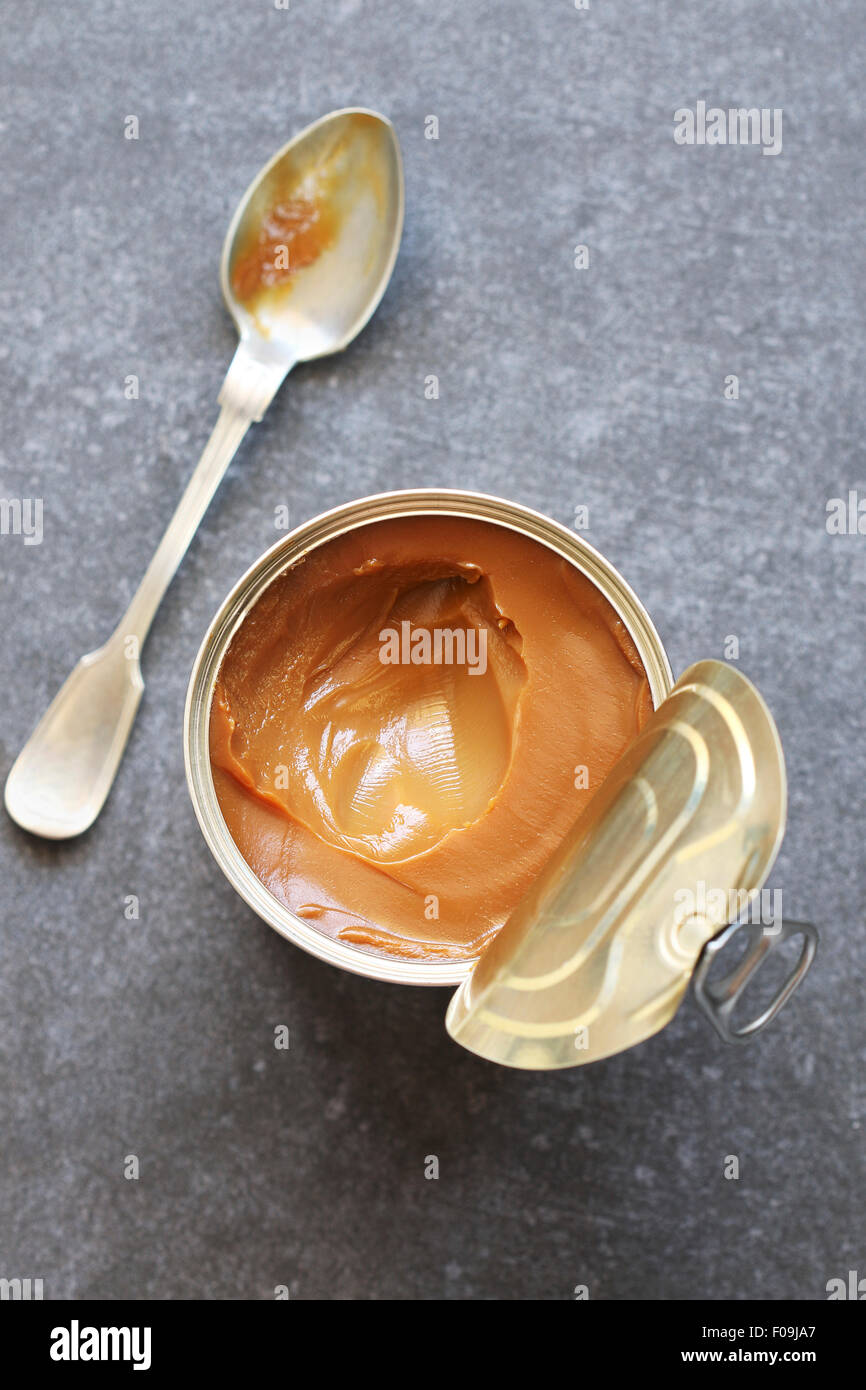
[209, 513, 652, 961]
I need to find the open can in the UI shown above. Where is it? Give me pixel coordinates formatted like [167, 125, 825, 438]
[184, 489, 817, 1068]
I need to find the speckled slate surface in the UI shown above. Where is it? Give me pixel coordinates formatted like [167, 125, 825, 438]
[1, 0, 864, 1301]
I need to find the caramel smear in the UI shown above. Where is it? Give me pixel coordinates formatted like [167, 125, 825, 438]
[210, 516, 653, 962]
[230, 193, 337, 306]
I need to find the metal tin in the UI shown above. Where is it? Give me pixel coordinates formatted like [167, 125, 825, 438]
[184, 488, 674, 988]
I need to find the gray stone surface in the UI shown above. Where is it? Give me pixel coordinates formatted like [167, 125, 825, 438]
[0, 0, 863, 1301]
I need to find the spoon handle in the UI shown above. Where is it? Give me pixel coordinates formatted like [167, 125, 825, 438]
[122, 342, 292, 642]
[4, 341, 293, 839]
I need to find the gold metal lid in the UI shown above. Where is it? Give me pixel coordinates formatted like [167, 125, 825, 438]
[446, 660, 790, 1069]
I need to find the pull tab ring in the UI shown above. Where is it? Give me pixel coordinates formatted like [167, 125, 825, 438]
[692, 915, 818, 1044]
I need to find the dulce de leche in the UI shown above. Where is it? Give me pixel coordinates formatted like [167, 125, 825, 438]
[209, 515, 653, 961]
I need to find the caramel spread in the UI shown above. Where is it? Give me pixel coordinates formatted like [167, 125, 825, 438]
[210, 516, 652, 961]
[231, 195, 337, 306]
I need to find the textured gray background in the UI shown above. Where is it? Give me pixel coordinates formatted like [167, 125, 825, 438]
[1, 0, 863, 1301]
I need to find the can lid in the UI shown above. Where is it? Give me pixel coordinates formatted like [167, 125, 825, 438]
[445, 660, 788, 1069]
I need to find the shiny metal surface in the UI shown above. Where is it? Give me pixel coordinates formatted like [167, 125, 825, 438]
[5, 110, 404, 840]
[446, 660, 792, 1067]
[693, 916, 819, 1043]
[184, 488, 674, 987]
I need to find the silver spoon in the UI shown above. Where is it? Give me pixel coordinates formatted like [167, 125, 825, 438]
[5, 107, 404, 839]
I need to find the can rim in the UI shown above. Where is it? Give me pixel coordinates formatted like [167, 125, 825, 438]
[183, 489, 675, 987]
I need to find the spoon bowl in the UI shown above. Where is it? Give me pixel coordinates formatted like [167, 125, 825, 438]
[222, 108, 404, 364]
